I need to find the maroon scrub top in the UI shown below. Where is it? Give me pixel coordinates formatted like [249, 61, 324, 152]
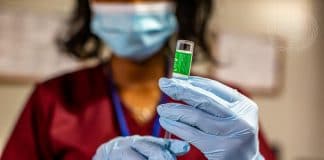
[1, 64, 276, 160]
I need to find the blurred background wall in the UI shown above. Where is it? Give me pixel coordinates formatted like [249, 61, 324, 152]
[0, 0, 323, 160]
[212, 1, 324, 160]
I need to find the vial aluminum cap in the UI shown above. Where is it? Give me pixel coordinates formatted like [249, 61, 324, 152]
[176, 40, 195, 53]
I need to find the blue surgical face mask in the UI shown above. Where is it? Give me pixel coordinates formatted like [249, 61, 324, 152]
[91, 2, 178, 61]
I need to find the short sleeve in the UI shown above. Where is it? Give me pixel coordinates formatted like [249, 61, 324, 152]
[1, 85, 52, 160]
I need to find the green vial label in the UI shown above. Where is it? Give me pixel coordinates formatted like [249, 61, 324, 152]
[173, 50, 193, 76]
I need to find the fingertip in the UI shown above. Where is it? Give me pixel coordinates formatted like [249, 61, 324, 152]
[159, 118, 168, 130]
[131, 140, 152, 151]
[169, 140, 190, 155]
[159, 117, 170, 126]
[130, 141, 141, 150]
[157, 104, 172, 116]
[159, 117, 177, 132]
[159, 77, 171, 87]
[187, 76, 202, 81]
[157, 105, 164, 115]
[159, 77, 188, 88]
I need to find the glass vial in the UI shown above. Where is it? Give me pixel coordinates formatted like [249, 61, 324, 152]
[172, 40, 195, 79]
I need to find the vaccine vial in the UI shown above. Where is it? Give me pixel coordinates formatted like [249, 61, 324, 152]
[165, 40, 195, 139]
[172, 40, 195, 79]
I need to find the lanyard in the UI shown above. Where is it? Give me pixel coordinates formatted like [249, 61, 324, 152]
[110, 78, 168, 137]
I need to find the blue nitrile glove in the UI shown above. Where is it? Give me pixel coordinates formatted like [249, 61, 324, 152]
[93, 135, 190, 160]
[157, 76, 264, 160]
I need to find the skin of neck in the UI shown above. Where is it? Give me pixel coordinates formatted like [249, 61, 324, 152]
[110, 50, 168, 124]
[111, 51, 167, 89]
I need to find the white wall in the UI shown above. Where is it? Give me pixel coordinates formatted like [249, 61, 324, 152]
[0, 0, 73, 13]
[212, 0, 324, 159]
[0, 84, 33, 153]
[0, 0, 72, 154]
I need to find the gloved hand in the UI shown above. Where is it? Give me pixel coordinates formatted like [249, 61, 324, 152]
[157, 76, 264, 160]
[93, 135, 190, 160]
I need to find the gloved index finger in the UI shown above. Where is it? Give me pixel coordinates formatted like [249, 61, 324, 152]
[159, 78, 235, 118]
[132, 136, 168, 147]
[131, 141, 176, 160]
[133, 136, 190, 155]
[188, 76, 242, 103]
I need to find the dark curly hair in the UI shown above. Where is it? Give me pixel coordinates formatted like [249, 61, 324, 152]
[57, 0, 214, 60]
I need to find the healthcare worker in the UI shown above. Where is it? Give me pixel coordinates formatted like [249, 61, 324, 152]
[1, 0, 276, 159]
